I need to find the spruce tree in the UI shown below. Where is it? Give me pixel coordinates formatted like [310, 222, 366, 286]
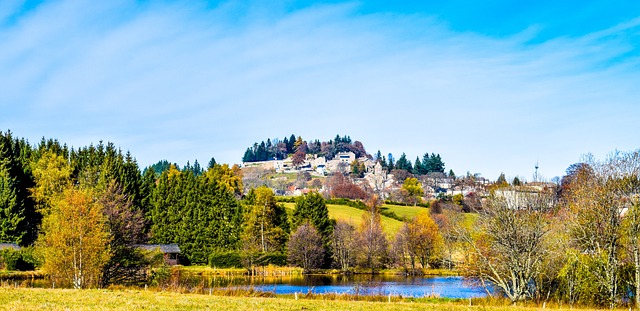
[413, 156, 423, 175]
[0, 131, 32, 245]
[293, 192, 332, 239]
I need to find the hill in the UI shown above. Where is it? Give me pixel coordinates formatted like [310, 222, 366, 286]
[282, 202, 403, 237]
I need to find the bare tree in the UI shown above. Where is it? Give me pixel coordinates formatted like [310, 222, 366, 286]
[565, 150, 640, 308]
[355, 196, 388, 272]
[331, 220, 356, 271]
[457, 189, 556, 303]
[287, 222, 324, 273]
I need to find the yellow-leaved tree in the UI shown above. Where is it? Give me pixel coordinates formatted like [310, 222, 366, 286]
[37, 187, 111, 288]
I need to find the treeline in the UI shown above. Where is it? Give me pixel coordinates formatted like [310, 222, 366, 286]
[0, 130, 448, 288]
[458, 150, 640, 308]
[374, 151, 446, 176]
[242, 134, 368, 162]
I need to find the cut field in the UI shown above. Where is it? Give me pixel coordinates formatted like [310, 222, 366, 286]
[0, 287, 618, 311]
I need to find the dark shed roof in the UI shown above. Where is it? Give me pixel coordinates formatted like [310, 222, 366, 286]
[134, 244, 180, 253]
[0, 243, 20, 251]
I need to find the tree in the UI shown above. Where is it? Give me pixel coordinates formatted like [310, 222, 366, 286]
[326, 172, 368, 200]
[292, 149, 306, 168]
[37, 187, 111, 288]
[98, 182, 148, 286]
[395, 153, 412, 172]
[402, 177, 423, 206]
[458, 189, 556, 303]
[0, 131, 37, 246]
[293, 192, 331, 239]
[207, 157, 217, 169]
[242, 187, 289, 254]
[394, 211, 443, 271]
[331, 220, 356, 271]
[406, 211, 443, 269]
[513, 176, 522, 186]
[496, 173, 507, 187]
[30, 150, 72, 212]
[563, 151, 640, 308]
[204, 163, 243, 197]
[287, 222, 324, 273]
[355, 196, 387, 272]
[0, 170, 23, 244]
[413, 157, 423, 175]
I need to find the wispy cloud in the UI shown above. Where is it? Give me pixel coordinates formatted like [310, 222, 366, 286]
[1, 1, 638, 179]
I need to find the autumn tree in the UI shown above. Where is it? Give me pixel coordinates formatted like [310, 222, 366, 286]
[242, 187, 289, 265]
[326, 172, 368, 200]
[204, 163, 243, 197]
[331, 220, 356, 271]
[355, 196, 388, 272]
[401, 177, 423, 206]
[292, 149, 306, 168]
[402, 211, 443, 269]
[458, 189, 556, 303]
[37, 187, 111, 288]
[30, 150, 72, 212]
[287, 222, 324, 273]
[98, 182, 148, 286]
[563, 151, 640, 308]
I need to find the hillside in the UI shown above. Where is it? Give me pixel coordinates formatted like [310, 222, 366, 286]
[282, 202, 403, 236]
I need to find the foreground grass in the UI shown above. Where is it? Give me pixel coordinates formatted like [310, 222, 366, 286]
[0, 287, 618, 311]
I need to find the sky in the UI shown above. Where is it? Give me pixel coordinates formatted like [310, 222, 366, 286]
[1, 0, 639, 181]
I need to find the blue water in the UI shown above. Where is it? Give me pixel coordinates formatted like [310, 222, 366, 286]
[242, 275, 490, 298]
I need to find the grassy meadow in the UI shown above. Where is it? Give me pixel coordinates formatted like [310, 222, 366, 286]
[0, 287, 617, 311]
[282, 202, 404, 236]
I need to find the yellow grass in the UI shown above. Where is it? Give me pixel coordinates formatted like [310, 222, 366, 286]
[0, 287, 625, 311]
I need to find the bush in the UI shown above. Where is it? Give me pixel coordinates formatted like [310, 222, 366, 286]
[0, 248, 37, 271]
[256, 252, 287, 266]
[209, 251, 243, 268]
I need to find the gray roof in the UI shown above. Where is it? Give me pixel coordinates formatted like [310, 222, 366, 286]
[134, 244, 180, 254]
[0, 243, 20, 250]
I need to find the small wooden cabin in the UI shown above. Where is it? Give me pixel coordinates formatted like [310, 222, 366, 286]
[135, 244, 181, 266]
[0, 243, 20, 251]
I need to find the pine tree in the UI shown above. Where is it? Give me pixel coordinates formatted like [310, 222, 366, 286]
[0, 131, 36, 245]
[413, 157, 423, 175]
[208, 157, 217, 169]
[0, 170, 23, 244]
[395, 153, 413, 172]
[293, 192, 332, 239]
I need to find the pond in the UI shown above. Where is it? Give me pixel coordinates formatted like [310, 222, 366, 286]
[217, 274, 491, 298]
[1, 271, 491, 298]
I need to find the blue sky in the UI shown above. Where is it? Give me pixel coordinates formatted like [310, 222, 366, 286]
[1, 0, 639, 181]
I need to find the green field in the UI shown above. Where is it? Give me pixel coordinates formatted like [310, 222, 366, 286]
[282, 202, 404, 236]
[380, 204, 427, 220]
[0, 287, 620, 311]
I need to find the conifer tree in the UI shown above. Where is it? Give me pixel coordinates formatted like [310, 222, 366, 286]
[293, 192, 332, 239]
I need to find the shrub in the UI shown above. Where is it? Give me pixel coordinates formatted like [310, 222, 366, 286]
[256, 252, 287, 266]
[209, 251, 243, 268]
[0, 248, 37, 271]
